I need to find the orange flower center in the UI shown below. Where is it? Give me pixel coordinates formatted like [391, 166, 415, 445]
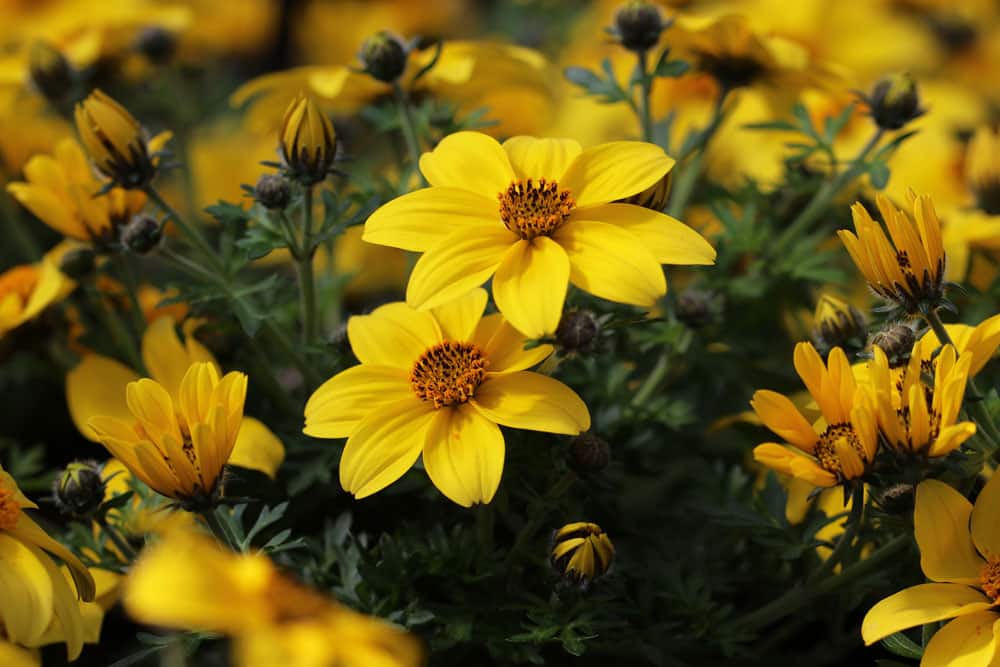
[410, 341, 488, 408]
[0, 265, 39, 307]
[0, 487, 21, 530]
[498, 179, 575, 240]
[814, 422, 868, 479]
[981, 555, 1000, 602]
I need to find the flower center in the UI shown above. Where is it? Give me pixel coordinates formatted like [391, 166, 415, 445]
[0, 265, 39, 308]
[0, 487, 22, 530]
[814, 422, 869, 480]
[498, 179, 575, 240]
[410, 341, 488, 408]
[981, 555, 1000, 602]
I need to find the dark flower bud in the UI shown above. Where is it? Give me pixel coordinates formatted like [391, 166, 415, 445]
[551, 522, 615, 588]
[555, 310, 599, 352]
[865, 73, 924, 131]
[870, 322, 916, 368]
[133, 26, 177, 65]
[676, 287, 720, 329]
[360, 31, 409, 83]
[612, 1, 669, 53]
[254, 174, 291, 210]
[58, 246, 96, 279]
[121, 214, 162, 254]
[280, 95, 337, 185]
[28, 41, 74, 103]
[874, 483, 915, 516]
[568, 433, 610, 474]
[53, 461, 105, 518]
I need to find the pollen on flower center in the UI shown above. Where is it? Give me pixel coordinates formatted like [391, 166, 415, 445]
[981, 555, 1000, 601]
[410, 341, 488, 408]
[814, 422, 868, 479]
[498, 178, 575, 240]
[0, 486, 21, 530]
[0, 265, 39, 307]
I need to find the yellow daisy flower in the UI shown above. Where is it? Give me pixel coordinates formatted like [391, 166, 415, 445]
[869, 344, 977, 457]
[304, 289, 590, 507]
[837, 193, 945, 314]
[7, 138, 146, 245]
[752, 342, 878, 488]
[550, 522, 615, 586]
[863, 477, 1000, 664]
[363, 131, 716, 338]
[0, 249, 73, 339]
[123, 526, 424, 667]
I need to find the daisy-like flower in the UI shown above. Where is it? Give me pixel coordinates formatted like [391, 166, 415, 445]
[752, 342, 878, 488]
[0, 249, 73, 339]
[869, 344, 977, 457]
[363, 132, 716, 338]
[303, 289, 590, 507]
[863, 476, 1000, 665]
[911, 312, 1000, 377]
[837, 193, 945, 314]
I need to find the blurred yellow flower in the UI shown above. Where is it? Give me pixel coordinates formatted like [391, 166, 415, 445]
[364, 131, 715, 338]
[912, 313, 1000, 377]
[304, 289, 590, 507]
[123, 527, 425, 667]
[74, 89, 163, 189]
[0, 249, 73, 338]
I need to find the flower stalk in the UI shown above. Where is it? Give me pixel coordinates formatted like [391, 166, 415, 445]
[392, 82, 427, 186]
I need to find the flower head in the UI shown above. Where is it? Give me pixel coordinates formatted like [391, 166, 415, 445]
[752, 343, 878, 488]
[74, 89, 158, 189]
[550, 522, 615, 586]
[359, 31, 408, 83]
[363, 132, 715, 338]
[811, 293, 867, 358]
[967, 125, 1000, 215]
[611, 2, 669, 53]
[0, 252, 72, 339]
[863, 72, 925, 130]
[279, 95, 337, 185]
[838, 193, 946, 315]
[304, 289, 590, 506]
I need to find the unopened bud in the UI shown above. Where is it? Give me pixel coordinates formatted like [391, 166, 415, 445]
[75, 89, 157, 188]
[280, 95, 337, 185]
[133, 26, 177, 65]
[612, 1, 668, 53]
[254, 174, 291, 210]
[676, 287, 720, 329]
[555, 310, 599, 353]
[53, 461, 105, 518]
[568, 433, 610, 474]
[360, 31, 408, 83]
[29, 41, 74, 103]
[121, 214, 162, 254]
[58, 246, 96, 279]
[870, 322, 916, 368]
[866, 73, 924, 131]
[812, 294, 867, 358]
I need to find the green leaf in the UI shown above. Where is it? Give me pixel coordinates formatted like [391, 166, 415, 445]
[563, 60, 628, 104]
[868, 161, 890, 189]
[881, 631, 923, 659]
[654, 59, 690, 78]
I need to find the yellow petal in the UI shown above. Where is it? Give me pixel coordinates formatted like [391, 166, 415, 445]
[922, 611, 1000, 667]
[406, 228, 515, 310]
[750, 390, 817, 452]
[423, 404, 505, 507]
[752, 443, 837, 487]
[8, 513, 95, 602]
[228, 418, 285, 478]
[862, 583, 993, 645]
[471, 371, 590, 434]
[492, 237, 569, 338]
[0, 534, 54, 647]
[559, 141, 675, 208]
[973, 472, 1000, 560]
[569, 203, 715, 265]
[347, 303, 440, 369]
[553, 220, 665, 307]
[418, 131, 516, 198]
[66, 354, 140, 442]
[362, 187, 501, 252]
[431, 288, 488, 342]
[304, 365, 412, 439]
[471, 313, 553, 373]
[915, 479, 984, 585]
[0, 640, 37, 667]
[339, 398, 436, 499]
[502, 136, 582, 180]
[25, 543, 84, 660]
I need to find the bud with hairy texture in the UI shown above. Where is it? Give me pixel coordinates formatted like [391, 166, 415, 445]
[121, 214, 162, 254]
[359, 31, 408, 83]
[556, 310, 600, 353]
[254, 174, 291, 210]
[869, 322, 916, 368]
[568, 433, 610, 474]
[865, 73, 924, 130]
[612, 2, 669, 53]
[53, 461, 105, 518]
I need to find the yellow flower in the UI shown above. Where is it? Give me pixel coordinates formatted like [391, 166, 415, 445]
[838, 193, 946, 314]
[752, 342, 878, 488]
[0, 250, 73, 338]
[67, 315, 285, 482]
[123, 527, 424, 667]
[869, 344, 977, 457]
[0, 641, 36, 667]
[862, 477, 1000, 663]
[7, 138, 146, 245]
[0, 466, 94, 660]
[550, 522, 615, 586]
[279, 95, 337, 185]
[74, 89, 158, 188]
[912, 312, 1000, 377]
[304, 289, 590, 507]
[363, 131, 716, 338]
[967, 125, 1000, 215]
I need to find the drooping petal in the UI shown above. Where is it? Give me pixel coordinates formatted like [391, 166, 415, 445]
[362, 187, 501, 252]
[502, 136, 582, 181]
[9, 513, 95, 602]
[921, 611, 1000, 667]
[750, 390, 818, 452]
[406, 227, 515, 310]
[559, 141, 675, 208]
[25, 543, 84, 660]
[66, 354, 140, 442]
[915, 479, 983, 585]
[422, 404, 505, 507]
[304, 365, 412, 439]
[492, 237, 569, 338]
[227, 418, 285, 478]
[861, 583, 993, 645]
[973, 472, 1000, 560]
[0, 535, 54, 647]
[552, 220, 665, 307]
[752, 443, 837, 487]
[347, 303, 440, 369]
[418, 131, 516, 198]
[471, 372, 589, 434]
[431, 288, 488, 342]
[471, 313, 553, 373]
[339, 398, 437, 499]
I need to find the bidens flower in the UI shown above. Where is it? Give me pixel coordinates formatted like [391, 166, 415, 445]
[87, 361, 248, 508]
[304, 289, 590, 507]
[752, 343, 878, 488]
[551, 522, 615, 586]
[74, 89, 159, 188]
[863, 477, 1000, 664]
[364, 132, 716, 338]
[279, 95, 336, 185]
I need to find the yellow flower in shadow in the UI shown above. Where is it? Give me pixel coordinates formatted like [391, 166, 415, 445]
[0, 247, 73, 338]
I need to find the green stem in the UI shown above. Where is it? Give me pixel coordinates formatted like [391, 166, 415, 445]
[85, 283, 142, 371]
[806, 484, 865, 584]
[666, 88, 728, 218]
[923, 308, 1000, 448]
[505, 471, 577, 567]
[636, 50, 653, 142]
[296, 187, 318, 345]
[97, 517, 138, 562]
[113, 254, 147, 334]
[200, 508, 238, 551]
[392, 82, 427, 187]
[144, 185, 222, 273]
[632, 353, 669, 407]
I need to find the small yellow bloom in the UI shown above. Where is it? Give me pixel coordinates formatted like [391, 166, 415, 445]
[869, 344, 977, 457]
[304, 289, 590, 507]
[812, 293, 866, 356]
[550, 522, 615, 586]
[838, 193, 946, 314]
[123, 527, 425, 667]
[911, 312, 1000, 377]
[0, 251, 73, 339]
[967, 125, 1000, 215]
[279, 94, 336, 185]
[752, 343, 878, 488]
[74, 89, 157, 188]
[863, 477, 1000, 662]
[87, 361, 248, 507]
[7, 138, 146, 245]
[364, 131, 716, 338]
